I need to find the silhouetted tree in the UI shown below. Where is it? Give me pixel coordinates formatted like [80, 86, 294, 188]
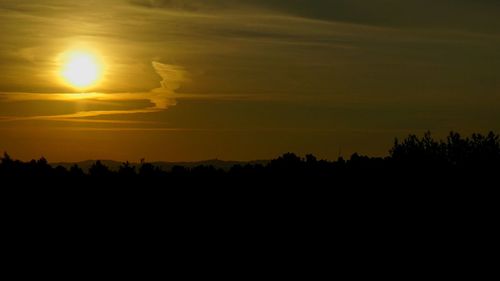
[89, 161, 112, 178]
[69, 164, 85, 178]
[139, 162, 161, 177]
[269, 153, 304, 175]
[119, 161, 136, 178]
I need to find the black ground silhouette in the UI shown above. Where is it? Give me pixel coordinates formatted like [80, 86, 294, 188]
[3, 132, 497, 248]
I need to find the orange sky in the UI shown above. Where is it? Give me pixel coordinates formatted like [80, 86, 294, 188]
[1, 0, 500, 161]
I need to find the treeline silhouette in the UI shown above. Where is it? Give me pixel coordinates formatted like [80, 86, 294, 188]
[1, 131, 499, 186]
[3, 131, 498, 239]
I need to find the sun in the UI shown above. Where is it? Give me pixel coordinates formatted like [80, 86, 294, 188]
[60, 50, 103, 90]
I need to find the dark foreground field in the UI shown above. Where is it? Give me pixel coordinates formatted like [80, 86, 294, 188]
[2, 132, 497, 259]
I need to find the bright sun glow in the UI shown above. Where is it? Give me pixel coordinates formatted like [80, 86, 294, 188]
[60, 50, 103, 90]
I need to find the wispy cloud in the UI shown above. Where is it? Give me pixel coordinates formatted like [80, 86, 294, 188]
[0, 61, 187, 123]
[150, 61, 187, 108]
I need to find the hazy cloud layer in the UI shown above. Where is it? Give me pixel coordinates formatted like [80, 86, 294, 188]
[129, 0, 500, 31]
[1, 0, 499, 97]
